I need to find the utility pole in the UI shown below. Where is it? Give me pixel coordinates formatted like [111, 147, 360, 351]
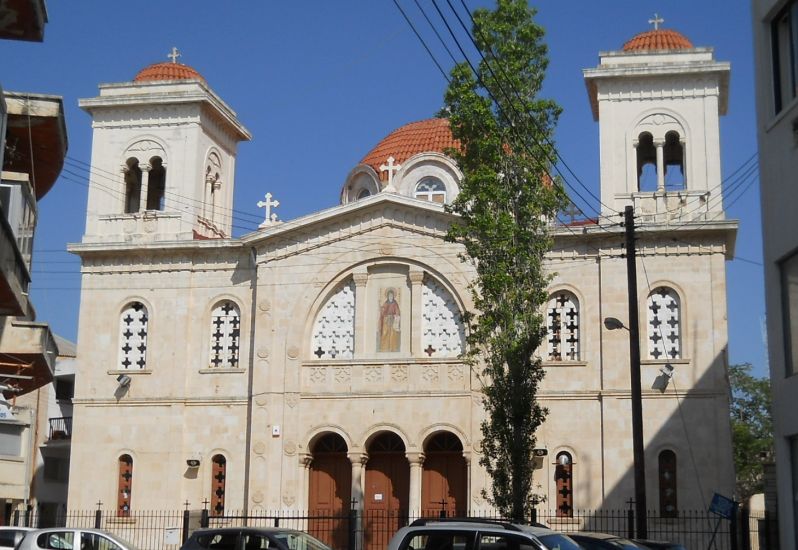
[624, 205, 647, 539]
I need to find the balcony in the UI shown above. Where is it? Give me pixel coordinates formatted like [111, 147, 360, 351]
[47, 416, 72, 441]
[0, 317, 57, 394]
[0, 172, 35, 316]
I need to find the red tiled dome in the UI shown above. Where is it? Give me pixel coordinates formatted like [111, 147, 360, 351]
[134, 62, 205, 83]
[361, 118, 460, 181]
[622, 29, 693, 52]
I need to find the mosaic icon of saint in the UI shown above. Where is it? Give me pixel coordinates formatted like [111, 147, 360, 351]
[378, 288, 401, 352]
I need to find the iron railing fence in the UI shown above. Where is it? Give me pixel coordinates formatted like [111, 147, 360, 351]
[6, 507, 779, 550]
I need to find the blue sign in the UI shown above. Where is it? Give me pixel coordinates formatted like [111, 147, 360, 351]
[709, 493, 736, 519]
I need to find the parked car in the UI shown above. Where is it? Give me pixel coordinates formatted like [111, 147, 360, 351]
[16, 528, 138, 550]
[0, 527, 34, 550]
[180, 527, 332, 550]
[632, 541, 686, 550]
[387, 518, 582, 550]
[568, 532, 647, 549]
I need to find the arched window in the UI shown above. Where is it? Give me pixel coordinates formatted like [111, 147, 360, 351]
[647, 287, 681, 360]
[357, 188, 371, 200]
[211, 455, 226, 516]
[546, 292, 580, 361]
[118, 302, 148, 370]
[659, 450, 678, 517]
[663, 131, 685, 189]
[636, 132, 657, 192]
[123, 158, 142, 214]
[555, 452, 573, 518]
[209, 301, 241, 368]
[147, 156, 166, 211]
[117, 454, 133, 517]
[421, 278, 465, 357]
[311, 280, 356, 359]
[414, 178, 447, 204]
[204, 152, 222, 223]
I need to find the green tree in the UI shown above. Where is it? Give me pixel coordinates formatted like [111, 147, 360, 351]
[728, 362, 773, 502]
[441, 0, 565, 520]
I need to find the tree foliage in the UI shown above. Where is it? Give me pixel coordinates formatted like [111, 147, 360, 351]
[441, 0, 566, 520]
[728, 362, 773, 502]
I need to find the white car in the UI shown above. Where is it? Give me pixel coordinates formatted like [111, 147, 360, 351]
[0, 527, 35, 550]
[16, 528, 138, 550]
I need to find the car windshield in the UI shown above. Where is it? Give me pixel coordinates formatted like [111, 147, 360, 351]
[537, 534, 582, 550]
[271, 532, 331, 550]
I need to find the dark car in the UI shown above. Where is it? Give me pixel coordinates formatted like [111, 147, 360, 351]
[632, 540, 687, 550]
[180, 527, 332, 550]
[568, 532, 647, 549]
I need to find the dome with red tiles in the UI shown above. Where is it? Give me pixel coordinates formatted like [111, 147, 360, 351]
[134, 62, 205, 83]
[622, 29, 693, 52]
[361, 118, 460, 181]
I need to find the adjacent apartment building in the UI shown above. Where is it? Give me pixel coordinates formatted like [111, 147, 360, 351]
[752, 1, 798, 548]
[0, 0, 68, 524]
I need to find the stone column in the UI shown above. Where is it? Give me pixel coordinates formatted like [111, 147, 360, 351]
[139, 163, 152, 212]
[654, 139, 665, 192]
[348, 452, 368, 550]
[408, 270, 425, 356]
[462, 451, 472, 515]
[407, 451, 425, 515]
[353, 272, 369, 356]
[299, 453, 313, 511]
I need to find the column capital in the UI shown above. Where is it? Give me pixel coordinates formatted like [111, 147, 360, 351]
[348, 452, 369, 466]
[139, 163, 152, 172]
[406, 451, 425, 465]
[299, 452, 313, 468]
[461, 450, 472, 465]
[120, 164, 130, 174]
[408, 270, 425, 285]
[353, 272, 369, 287]
[653, 138, 666, 148]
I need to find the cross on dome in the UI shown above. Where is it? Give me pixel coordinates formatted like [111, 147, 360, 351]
[648, 13, 664, 30]
[380, 156, 402, 192]
[168, 47, 181, 64]
[257, 192, 280, 227]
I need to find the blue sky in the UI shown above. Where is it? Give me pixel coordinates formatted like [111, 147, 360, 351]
[3, 1, 766, 376]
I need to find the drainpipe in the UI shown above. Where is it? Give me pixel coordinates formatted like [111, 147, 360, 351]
[243, 247, 258, 518]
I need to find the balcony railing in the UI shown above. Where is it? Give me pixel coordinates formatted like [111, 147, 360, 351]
[48, 417, 72, 441]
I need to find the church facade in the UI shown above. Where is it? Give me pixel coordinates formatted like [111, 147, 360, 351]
[67, 26, 736, 537]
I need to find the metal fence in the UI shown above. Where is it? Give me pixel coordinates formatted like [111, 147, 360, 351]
[7, 507, 779, 550]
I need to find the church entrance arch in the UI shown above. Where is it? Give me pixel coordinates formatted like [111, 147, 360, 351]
[364, 432, 409, 550]
[308, 433, 351, 550]
[421, 432, 467, 517]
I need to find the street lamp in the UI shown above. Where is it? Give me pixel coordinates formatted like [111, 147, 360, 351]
[605, 313, 647, 539]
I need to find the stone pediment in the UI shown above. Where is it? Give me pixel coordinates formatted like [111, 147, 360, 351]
[242, 194, 457, 260]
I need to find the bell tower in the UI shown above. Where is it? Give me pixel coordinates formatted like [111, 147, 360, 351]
[584, 22, 730, 222]
[79, 51, 251, 243]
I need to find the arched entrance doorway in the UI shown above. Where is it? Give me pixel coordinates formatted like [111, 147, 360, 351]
[421, 432, 467, 517]
[364, 432, 409, 550]
[308, 433, 351, 549]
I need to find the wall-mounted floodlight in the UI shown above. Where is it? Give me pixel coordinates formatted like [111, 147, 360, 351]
[116, 374, 132, 388]
[659, 363, 674, 378]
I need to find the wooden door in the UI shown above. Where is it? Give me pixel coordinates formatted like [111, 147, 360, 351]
[309, 434, 351, 549]
[422, 433, 467, 517]
[364, 433, 409, 550]
[421, 452, 467, 517]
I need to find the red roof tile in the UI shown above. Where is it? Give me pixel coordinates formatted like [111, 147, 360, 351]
[134, 62, 205, 83]
[622, 29, 693, 52]
[361, 118, 460, 181]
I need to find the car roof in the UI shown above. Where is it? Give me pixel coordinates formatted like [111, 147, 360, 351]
[396, 520, 555, 537]
[570, 532, 626, 540]
[0, 527, 34, 531]
[192, 527, 302, 535]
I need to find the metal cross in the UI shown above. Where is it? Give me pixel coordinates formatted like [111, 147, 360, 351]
[649, 13, 664, 30]
[257, 192, 280, 227]
[380, 156, 402, 190]
[168, 47, 181, 64]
